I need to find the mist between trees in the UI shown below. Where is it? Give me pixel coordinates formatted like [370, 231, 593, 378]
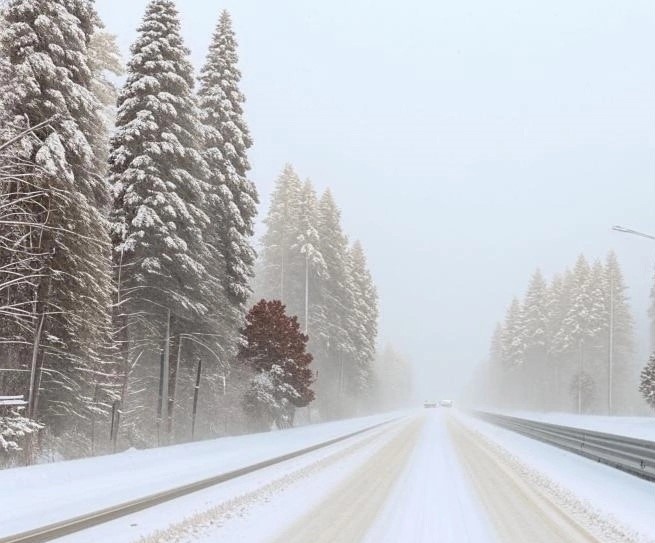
[470, 252, 654, 415]
[0, 0, 412, 467]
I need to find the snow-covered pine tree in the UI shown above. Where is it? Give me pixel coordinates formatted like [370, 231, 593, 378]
[602, 251, 634, 413]
[347, 241, 378, 405]
[556, 255, 604, 413]
[109, 0, 213, 442]
[486, 323, 504, 405]
[544, 272, 571, 409]
[499, 297, 525, 406]
[640, 354, 655, 411]
[256, 164, 304, 314]
[198, 10, 258, 337]
[501, 298, 525, 369]
[88, 29, 123, 136]
[0, 0, 114, 434]
[313, 189, 356, 418]
[291, 179, 326, 335]
[521, 269, 549, 408]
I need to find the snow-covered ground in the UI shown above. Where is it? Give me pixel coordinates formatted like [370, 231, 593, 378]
[123, 412, 494, 543]
[3, 409, 654, 543]
[487, 410, 655, 441]
[0, 411, 403, 540]
[460, 412, 655, 542]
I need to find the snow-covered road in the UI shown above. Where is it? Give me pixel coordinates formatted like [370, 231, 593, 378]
[129, 411, 653, 543]
[4, 410, 654, 543]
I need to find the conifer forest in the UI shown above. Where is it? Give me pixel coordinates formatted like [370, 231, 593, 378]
[0, 0, 410, 463]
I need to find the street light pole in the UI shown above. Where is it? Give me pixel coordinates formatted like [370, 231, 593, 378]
[608, 269, 614, 416]
[612, 225, 655, 241]
[611, 224, 655, 416]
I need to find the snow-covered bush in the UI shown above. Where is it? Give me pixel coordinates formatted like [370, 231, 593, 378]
[0, 409, 43, 454]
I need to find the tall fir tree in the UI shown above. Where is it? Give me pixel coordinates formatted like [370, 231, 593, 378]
[88, 29, 123, 134]
[602, 251, 634, 413]
[109, 0, 214, 441]
[640, 354, 655, 410]
[291, 179, 326, 334]
[521, 269, 548, 408]
[499, 297, 525, 406]
[487, 323, 504, 405]
[556, 256, 597, 357]
[347, 241, 378, 400]
[544, 271, 572, 408]
[501, 298, 525, 369]
[0, 0, 114, 432]
[313, 189, 356, 417]
[488, 252, 637, 414]
[110, 0, 212, 320]
[256, 164, 304, 313]
[198, 10, 258, 335]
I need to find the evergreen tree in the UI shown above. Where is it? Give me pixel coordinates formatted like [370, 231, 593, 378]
[521, 269, 548, 408]
[88, 29, 123, 130]
[556, 255, 595, 354]
[499, 298, 524, 406]
[348, 241, 378, 400]
[0, 0, 113, 431]
[523, 270, 548, 357]
[291, 180, 326, 334]
[109, 0, 213, 440]
[602, 251, 634, 413]
[544, 272, 570, 408]
[640, 354, 655, 410]
[198, 10, 257, 324]
[487, 323, 504, 405]
[313, 189, 356, 418]
[256, 164, 304, 312]
[500, 298, 525, 368]
[239, 299, 315, 430]
[110, 0, 211, 321]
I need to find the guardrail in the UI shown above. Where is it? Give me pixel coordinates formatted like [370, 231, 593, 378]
[475, 412, 655, 482]
[0, 417, 400, 543]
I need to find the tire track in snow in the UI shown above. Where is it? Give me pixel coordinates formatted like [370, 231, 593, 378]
[134, 417, 416, 543]
[270, 417, 425, 543]
[448, 415, 643, 543]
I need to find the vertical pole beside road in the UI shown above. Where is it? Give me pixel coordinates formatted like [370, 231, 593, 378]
[161, 308, 171, 444]
[608, 270, 614, 415]
[191, 358, 202, 440]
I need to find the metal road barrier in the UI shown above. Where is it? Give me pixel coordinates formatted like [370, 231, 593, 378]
[475, 411, 655, 482]
[0, 417, 402, 543]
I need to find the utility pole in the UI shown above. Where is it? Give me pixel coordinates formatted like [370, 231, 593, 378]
[304, 253, 309, 335]
[578, 338, 584, 415]
[191, 358, 202, 440]
[161, 308, 171, 443]
[27, 314, 45, 418]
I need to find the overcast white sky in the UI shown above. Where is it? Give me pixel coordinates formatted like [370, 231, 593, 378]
[96, 0, 655, 400]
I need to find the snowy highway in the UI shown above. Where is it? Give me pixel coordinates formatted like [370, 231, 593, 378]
[3, 411, 655, 543]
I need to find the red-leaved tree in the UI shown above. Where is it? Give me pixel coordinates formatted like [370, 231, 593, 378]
[238, 300, 315, 429]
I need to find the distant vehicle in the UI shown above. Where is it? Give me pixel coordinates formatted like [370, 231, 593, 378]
[423, 400, 438, 408]
[440, 400, 453, 408]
